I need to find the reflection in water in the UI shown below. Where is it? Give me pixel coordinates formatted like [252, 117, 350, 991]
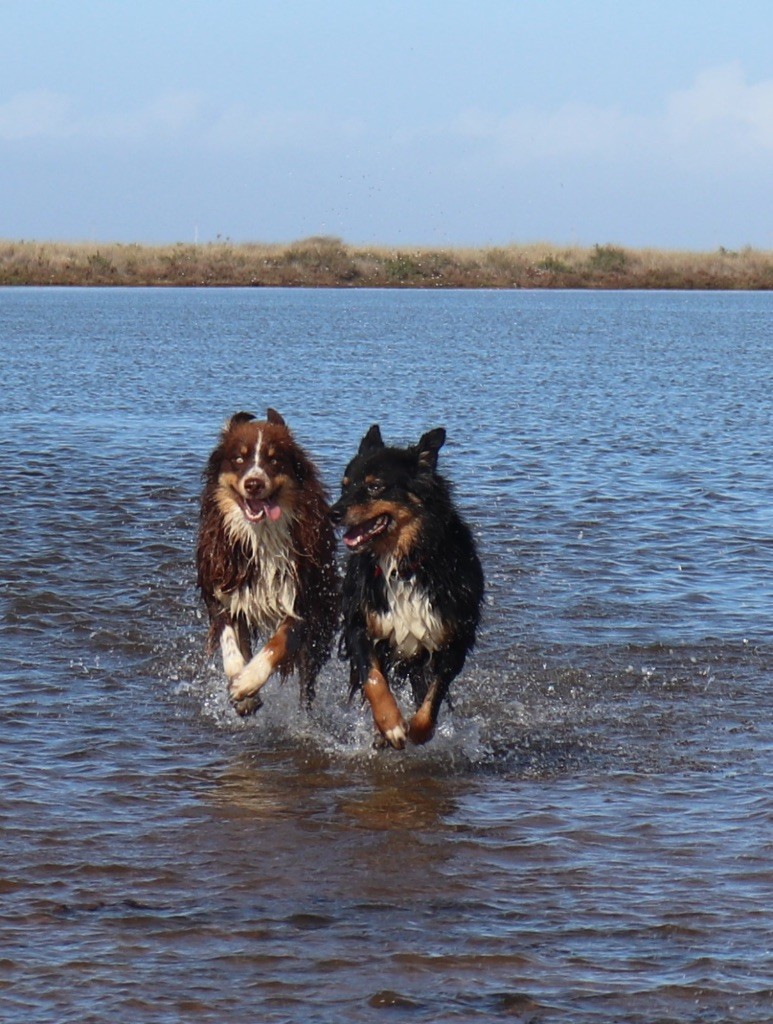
[338, 776, 459, 832]
[210, 746, 465, 838]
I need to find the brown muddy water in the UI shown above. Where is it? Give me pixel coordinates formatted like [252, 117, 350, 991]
[1, 288, 771, 1022]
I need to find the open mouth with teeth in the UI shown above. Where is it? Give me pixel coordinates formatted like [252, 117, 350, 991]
[242, 495, 283, 523]
[343, 514, 391, 551]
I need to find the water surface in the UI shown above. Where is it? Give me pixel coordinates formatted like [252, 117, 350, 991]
[1, 287, 771, 1022]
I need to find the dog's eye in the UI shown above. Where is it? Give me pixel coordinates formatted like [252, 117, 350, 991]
[366, 481, 384, 498]
[232, 455, 245, 466]
[265, 449, 282, 469]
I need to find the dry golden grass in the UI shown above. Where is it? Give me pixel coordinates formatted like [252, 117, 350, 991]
[1, 237, 772, 289]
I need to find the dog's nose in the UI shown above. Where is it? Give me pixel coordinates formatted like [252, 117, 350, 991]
[329, 499, 346, 524]
[244, 476, 267, 497]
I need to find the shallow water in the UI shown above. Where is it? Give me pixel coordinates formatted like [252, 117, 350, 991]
[1, 287, 771, 1022]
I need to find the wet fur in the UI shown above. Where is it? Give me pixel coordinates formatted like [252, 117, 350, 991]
[331, 425, 484, 747]
[196, 409, 338, 713]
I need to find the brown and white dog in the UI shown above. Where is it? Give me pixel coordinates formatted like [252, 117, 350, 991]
[196, 409, 338, 715]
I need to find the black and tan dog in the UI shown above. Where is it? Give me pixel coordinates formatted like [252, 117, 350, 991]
[331, 424, 484, 748]
[197, 410, 338, 715]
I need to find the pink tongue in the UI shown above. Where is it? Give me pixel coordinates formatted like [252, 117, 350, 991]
[266, 502, 282, 522]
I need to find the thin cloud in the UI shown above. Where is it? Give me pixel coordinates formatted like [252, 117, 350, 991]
[205, 104, 364, 152]
[0, 87, 363, 154]
[0, 89, 204, 143]
[448, 63, 773, 168]
[3, 64, 772, 169]
[0, 89, 74, 140]
[451, 102, 632, 161]
[666, 62, 773, 155]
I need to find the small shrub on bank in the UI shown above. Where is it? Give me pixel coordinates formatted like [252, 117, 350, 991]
[385, 253, 425, 283]
[282, 237, 359, 282]
[588, 244, 628, 272]
[537, 254, 572, 274]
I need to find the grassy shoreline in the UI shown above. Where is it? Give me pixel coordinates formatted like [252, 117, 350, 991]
[2, 237, 772, 289]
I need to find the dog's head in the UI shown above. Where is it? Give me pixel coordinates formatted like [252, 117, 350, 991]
[206, 408, 306, 525]
[331, 424, 446, 556]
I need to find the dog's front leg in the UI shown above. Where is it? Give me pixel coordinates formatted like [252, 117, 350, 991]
[408, 654, 460, 744]
[220, 620, 249, 682]
[229, 617, 298, 709]
[364, 659, 407, 750]
[407, 683, 438, 745]
[409, 664, 457, 744]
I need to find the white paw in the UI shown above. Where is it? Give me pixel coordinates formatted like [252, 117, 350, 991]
[383, 721, 407, 750]
[228, 649, 273, 702]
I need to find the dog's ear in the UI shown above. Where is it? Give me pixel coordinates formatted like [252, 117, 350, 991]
[266, 408, 286, 426]
[225, 411, 256, 430]
[358, 424, 384, 455]
[416, 427, 446, 471]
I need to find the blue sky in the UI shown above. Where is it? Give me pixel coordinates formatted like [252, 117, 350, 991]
[2, 0, 772, 249]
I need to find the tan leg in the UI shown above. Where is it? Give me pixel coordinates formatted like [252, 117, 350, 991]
[363, 664, 407, 749]
[408, 700, 436, 745]
[408, 677, 443, 745]
[229, 618, 296, 705]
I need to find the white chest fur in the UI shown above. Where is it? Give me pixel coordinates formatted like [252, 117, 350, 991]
[217, 500, 298, 631]
[371, 558, 446, 658]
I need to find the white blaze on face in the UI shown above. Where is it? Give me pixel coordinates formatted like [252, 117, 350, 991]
[241, 428, 270, 495]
